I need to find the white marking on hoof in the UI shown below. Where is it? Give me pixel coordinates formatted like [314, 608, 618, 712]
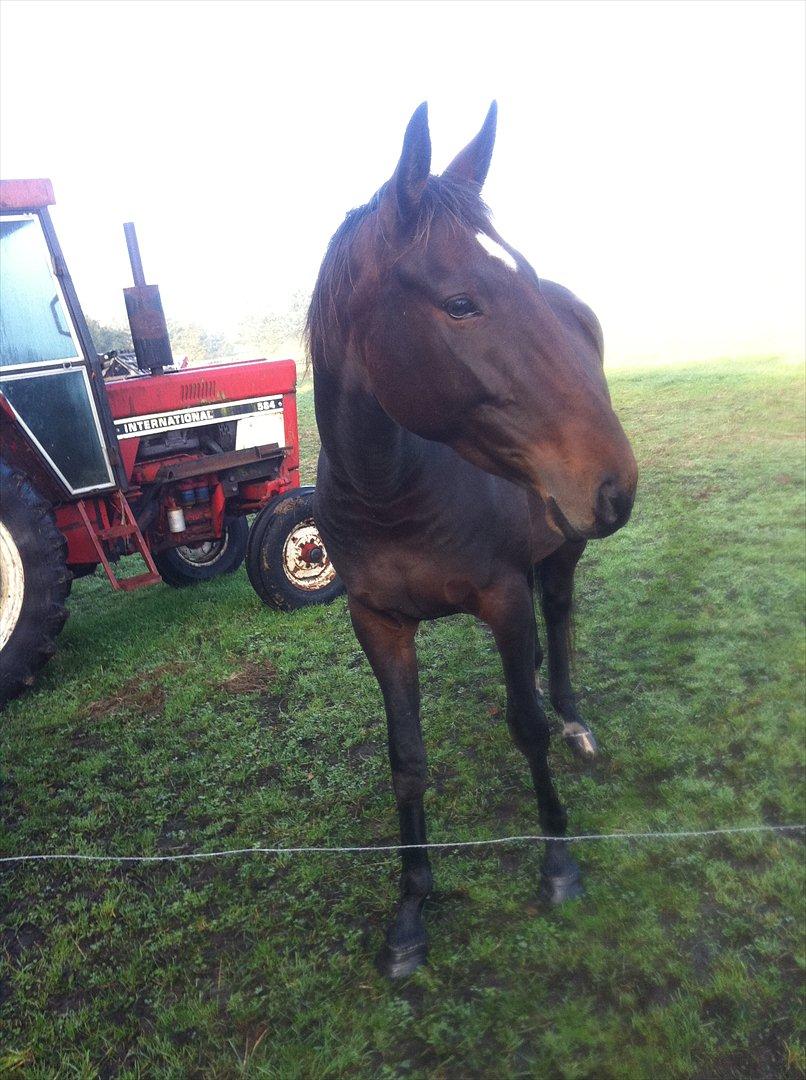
[475, 231, 518, 271]
[562, 722, 588, 738]
[562, 721, 598, 760]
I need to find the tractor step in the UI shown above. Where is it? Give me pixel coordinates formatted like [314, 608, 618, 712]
[117, 571, 162, 591]
[76, 493, 162, 592]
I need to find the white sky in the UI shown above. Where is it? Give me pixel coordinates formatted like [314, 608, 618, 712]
[1, 0, 804, 364]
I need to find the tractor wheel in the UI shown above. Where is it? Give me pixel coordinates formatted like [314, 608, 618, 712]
[0, 463, 72, 708]
[246, 489, 344, 611]
[152, 515, 249, 587]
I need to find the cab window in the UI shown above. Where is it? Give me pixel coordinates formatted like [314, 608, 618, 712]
[0, 217, 79, 368]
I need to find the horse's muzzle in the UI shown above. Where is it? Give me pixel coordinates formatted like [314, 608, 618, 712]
[593, 477, 634, 537]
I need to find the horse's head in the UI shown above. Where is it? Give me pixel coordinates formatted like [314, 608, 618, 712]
[311, 103, 637, 540]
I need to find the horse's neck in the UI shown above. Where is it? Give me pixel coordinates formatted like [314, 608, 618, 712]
[313, 363, 421, 502]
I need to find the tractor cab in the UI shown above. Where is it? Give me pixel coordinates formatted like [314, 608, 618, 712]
[0, 181, 120, 497]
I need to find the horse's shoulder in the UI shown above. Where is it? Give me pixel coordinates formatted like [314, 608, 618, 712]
[539, 279, 604, 358]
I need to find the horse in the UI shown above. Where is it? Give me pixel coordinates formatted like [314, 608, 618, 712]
[307, 102, 638, 978]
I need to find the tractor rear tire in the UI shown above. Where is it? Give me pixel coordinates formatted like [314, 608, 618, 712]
[152, 515, 249, 587]
[0, 463, 72, 708]
[246, 489, 344, 611]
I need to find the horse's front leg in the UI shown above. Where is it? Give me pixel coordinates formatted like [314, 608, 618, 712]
[349, 599, 431, 979]
[483, 578, 583, 904]
[537, 541, 598, 762]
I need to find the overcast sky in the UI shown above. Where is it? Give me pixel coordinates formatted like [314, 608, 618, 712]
[1, 0, 803, 363]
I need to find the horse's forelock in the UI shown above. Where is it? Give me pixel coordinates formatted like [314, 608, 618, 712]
[306, 177, 491, 372]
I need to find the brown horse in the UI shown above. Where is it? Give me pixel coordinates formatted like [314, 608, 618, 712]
[308, 103, 637, 977]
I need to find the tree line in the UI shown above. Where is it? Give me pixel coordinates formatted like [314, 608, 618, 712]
[86, 287, 311, 365]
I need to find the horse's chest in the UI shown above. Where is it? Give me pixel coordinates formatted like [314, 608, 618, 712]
[316, 455, 563, 618]
[344, 536, 490, 618]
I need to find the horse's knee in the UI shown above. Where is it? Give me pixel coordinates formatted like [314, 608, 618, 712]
[392, 768, 427, 803]
[534, 804, 568, 839]
[541, 588, 571, 620]
[539, 565, 573, 613]
[506, 706, 551, 759]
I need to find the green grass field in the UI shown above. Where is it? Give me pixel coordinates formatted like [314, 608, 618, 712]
[2, 357, 804, 1078]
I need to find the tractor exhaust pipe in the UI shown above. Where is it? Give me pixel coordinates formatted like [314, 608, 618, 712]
[122, 222, 174, 375]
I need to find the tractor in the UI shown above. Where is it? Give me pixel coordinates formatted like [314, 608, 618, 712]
[0, 179, 343, 707]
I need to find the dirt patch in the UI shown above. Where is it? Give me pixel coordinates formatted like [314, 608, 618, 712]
[693, 486, 720, 502]
[69, 731, 105, 750]
[49, 988, 91, 1016]
[255, 693, 287, 731]
[703, 1033, 792, 1079]
[347, 740, 381, 765]
[431, 763, 459, 795]
[220, 660, 277, 695]
[493, 795, 527, 824]
[82, 662, 191, 720]
[2, 922, 45, 1009]
[1, 921, 44, 966]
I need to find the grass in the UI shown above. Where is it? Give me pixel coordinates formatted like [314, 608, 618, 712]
[1, 356, 805, 1078]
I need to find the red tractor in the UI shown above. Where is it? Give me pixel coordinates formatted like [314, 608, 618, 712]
[0, 179, 342, 707]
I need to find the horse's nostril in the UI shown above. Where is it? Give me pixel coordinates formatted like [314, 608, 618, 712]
[595, 478, 633, 536]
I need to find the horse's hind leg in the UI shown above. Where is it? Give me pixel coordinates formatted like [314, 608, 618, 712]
[349, 599, 431, 978]
[482, 579, 583, 904]
[534, 626, 544, 693]
[537, 542, 598, 762]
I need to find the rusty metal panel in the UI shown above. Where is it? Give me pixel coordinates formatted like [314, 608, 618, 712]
[155, 442, 288, 482]
[0, 179, 55, 211]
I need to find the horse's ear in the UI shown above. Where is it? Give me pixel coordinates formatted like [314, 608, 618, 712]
[382, 102, 432, 232]
[443, 101, 497, 190]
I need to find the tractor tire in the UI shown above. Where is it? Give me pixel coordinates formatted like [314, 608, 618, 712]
[246, 489, 344, 611]
[0, 463, 72, 708]
[152, 515, 249, 587]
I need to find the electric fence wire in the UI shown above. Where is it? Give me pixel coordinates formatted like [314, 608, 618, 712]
[1, 823, 803, 864]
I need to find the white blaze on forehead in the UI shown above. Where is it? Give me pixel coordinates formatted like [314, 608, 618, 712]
[475, 231, 518, 272]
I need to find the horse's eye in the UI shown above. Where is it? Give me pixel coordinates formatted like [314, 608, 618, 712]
[444, 295, 481, 320]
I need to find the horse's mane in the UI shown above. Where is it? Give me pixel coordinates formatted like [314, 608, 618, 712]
[306, 175, 491, 371]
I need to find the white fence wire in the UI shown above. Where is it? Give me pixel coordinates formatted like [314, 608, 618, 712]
[1, 823, 803, 864]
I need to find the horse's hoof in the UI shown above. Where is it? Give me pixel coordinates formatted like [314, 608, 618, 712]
[563, 725, 598, 762]
[376, 938, 428, 979]
[540, 866, 584, 905]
